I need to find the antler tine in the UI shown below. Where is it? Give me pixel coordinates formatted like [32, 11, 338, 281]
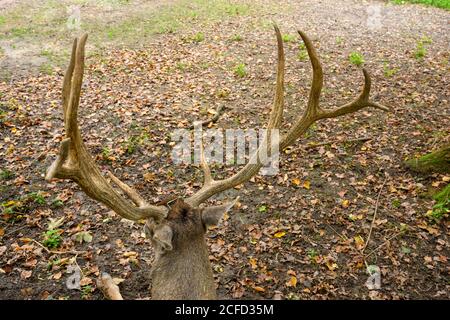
[268, 24, 285, 128]
[280, 31, 391, 150]
[199, 135, 213, 185]
[63, 38, 77, 121]
[107, 171, 149, 208]
[46, 34, 168, 221]
[65, 34, 87, 152]
[318, 68, 391, 119]
[297, 30, 324, 118]
[188, 25, 390, 207]
[186, 24, 286, 207]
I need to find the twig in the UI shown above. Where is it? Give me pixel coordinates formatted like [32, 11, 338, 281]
[73, 255, 84, 278]
[4, 225, 28, 237]
[326, 223, 362, 256]
[362, 176, 388, 253]
[364, 231, 404, 259]
[326, 223, 348, 241]
[188, 105, 225, 130]
[31, 239, 85, 255]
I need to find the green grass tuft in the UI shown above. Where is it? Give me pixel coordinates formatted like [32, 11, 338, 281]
[392, 0, 450, 10]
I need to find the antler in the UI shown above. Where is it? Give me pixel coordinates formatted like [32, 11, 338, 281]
[186, 26, 391, 207]
[46, 35, 168, 221]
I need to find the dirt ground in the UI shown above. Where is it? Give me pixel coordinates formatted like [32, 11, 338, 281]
[0, 0, 449, 300]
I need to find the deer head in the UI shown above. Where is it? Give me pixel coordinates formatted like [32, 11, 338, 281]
[46, 26, 390, 300]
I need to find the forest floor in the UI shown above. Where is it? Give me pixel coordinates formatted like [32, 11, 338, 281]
[0, 0, 449, 300]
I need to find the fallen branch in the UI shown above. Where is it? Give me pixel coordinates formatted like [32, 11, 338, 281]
[362, 176, 388, 253]
[188, 105, 225, 130]
[364, 230, 404, 259]
[4, 225, 28, 237]
[31, 239, 85, 255]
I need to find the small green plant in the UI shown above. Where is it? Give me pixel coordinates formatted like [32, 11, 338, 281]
[39, 63, 53, 75]
[200, 62, 210, 69]
[230, 34, 243, 41]
[427, 184, 449, 222]
[234, 63, 247, 77]
[42, 217, 64, 249]
[282, 34, 296, 42]
[0, 16, 5, 26]
[297, 42, 308, 61]
[47, 258, 62, 271]
[29, 192, 46, 205]
[258, 205, 267, 213]
[224, 3, 249, 15]
[43, 229, 62, 249]
[383, 61, 399, 77]
[0, 192, 47, 222]
[176, 62, 188, 71]
[415, 42, 426, 59]
[101, 146, 112, 161]
[414, 36, 432, 60]
[124, 136, 139, 154]
[336, 36, 344, 45]
[51, 198, 64, 208]
[392, 198, 401, 208]
[0, 169, 13, 180]
[0, 108, 6, 124]
[391, 0, 450, 10]
[192, 32, 205, 43]
[81, 285, 93, 299]
[10, 27, 30, 37]
[349, 52, 365, 66]
[40, 49, 54, 59]
[123, 129, 149, 155]
[307, 248, 319, 261]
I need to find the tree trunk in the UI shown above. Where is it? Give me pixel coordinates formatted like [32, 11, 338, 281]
[404, 145, 450, 174]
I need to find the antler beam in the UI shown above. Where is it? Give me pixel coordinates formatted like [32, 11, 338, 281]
[46, 35, 168, 221]
[186, 26, 391, 207]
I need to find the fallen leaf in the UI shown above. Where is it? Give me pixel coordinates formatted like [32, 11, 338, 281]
[80, 277, 93, 286]
[24, 259, 37, 268]
[286, 276, 297, 287]
[326, 260, 338, 271]
[249, 258, 257, 269]
[75, 231, 93, 244]
[274, 231, 286, 238]
[143, 172, 155, 182]
[354, 235, 365, 250]
[20, 270, 32, 279]
[342, 199, 350, 208]
[123, 251, 138, 258]
[303, 180, 311, 189]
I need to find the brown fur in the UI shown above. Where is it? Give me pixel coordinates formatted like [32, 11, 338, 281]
[148, 199, 216, 299]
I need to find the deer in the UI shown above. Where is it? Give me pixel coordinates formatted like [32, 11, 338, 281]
[45, 25, 390, 300]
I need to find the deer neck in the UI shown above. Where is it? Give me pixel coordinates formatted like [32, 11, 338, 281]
[150, 237, 216, 300]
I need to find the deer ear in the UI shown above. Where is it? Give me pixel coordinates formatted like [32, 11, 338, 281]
[202, 197, 239, 227]
[152, 224, 173, 251]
